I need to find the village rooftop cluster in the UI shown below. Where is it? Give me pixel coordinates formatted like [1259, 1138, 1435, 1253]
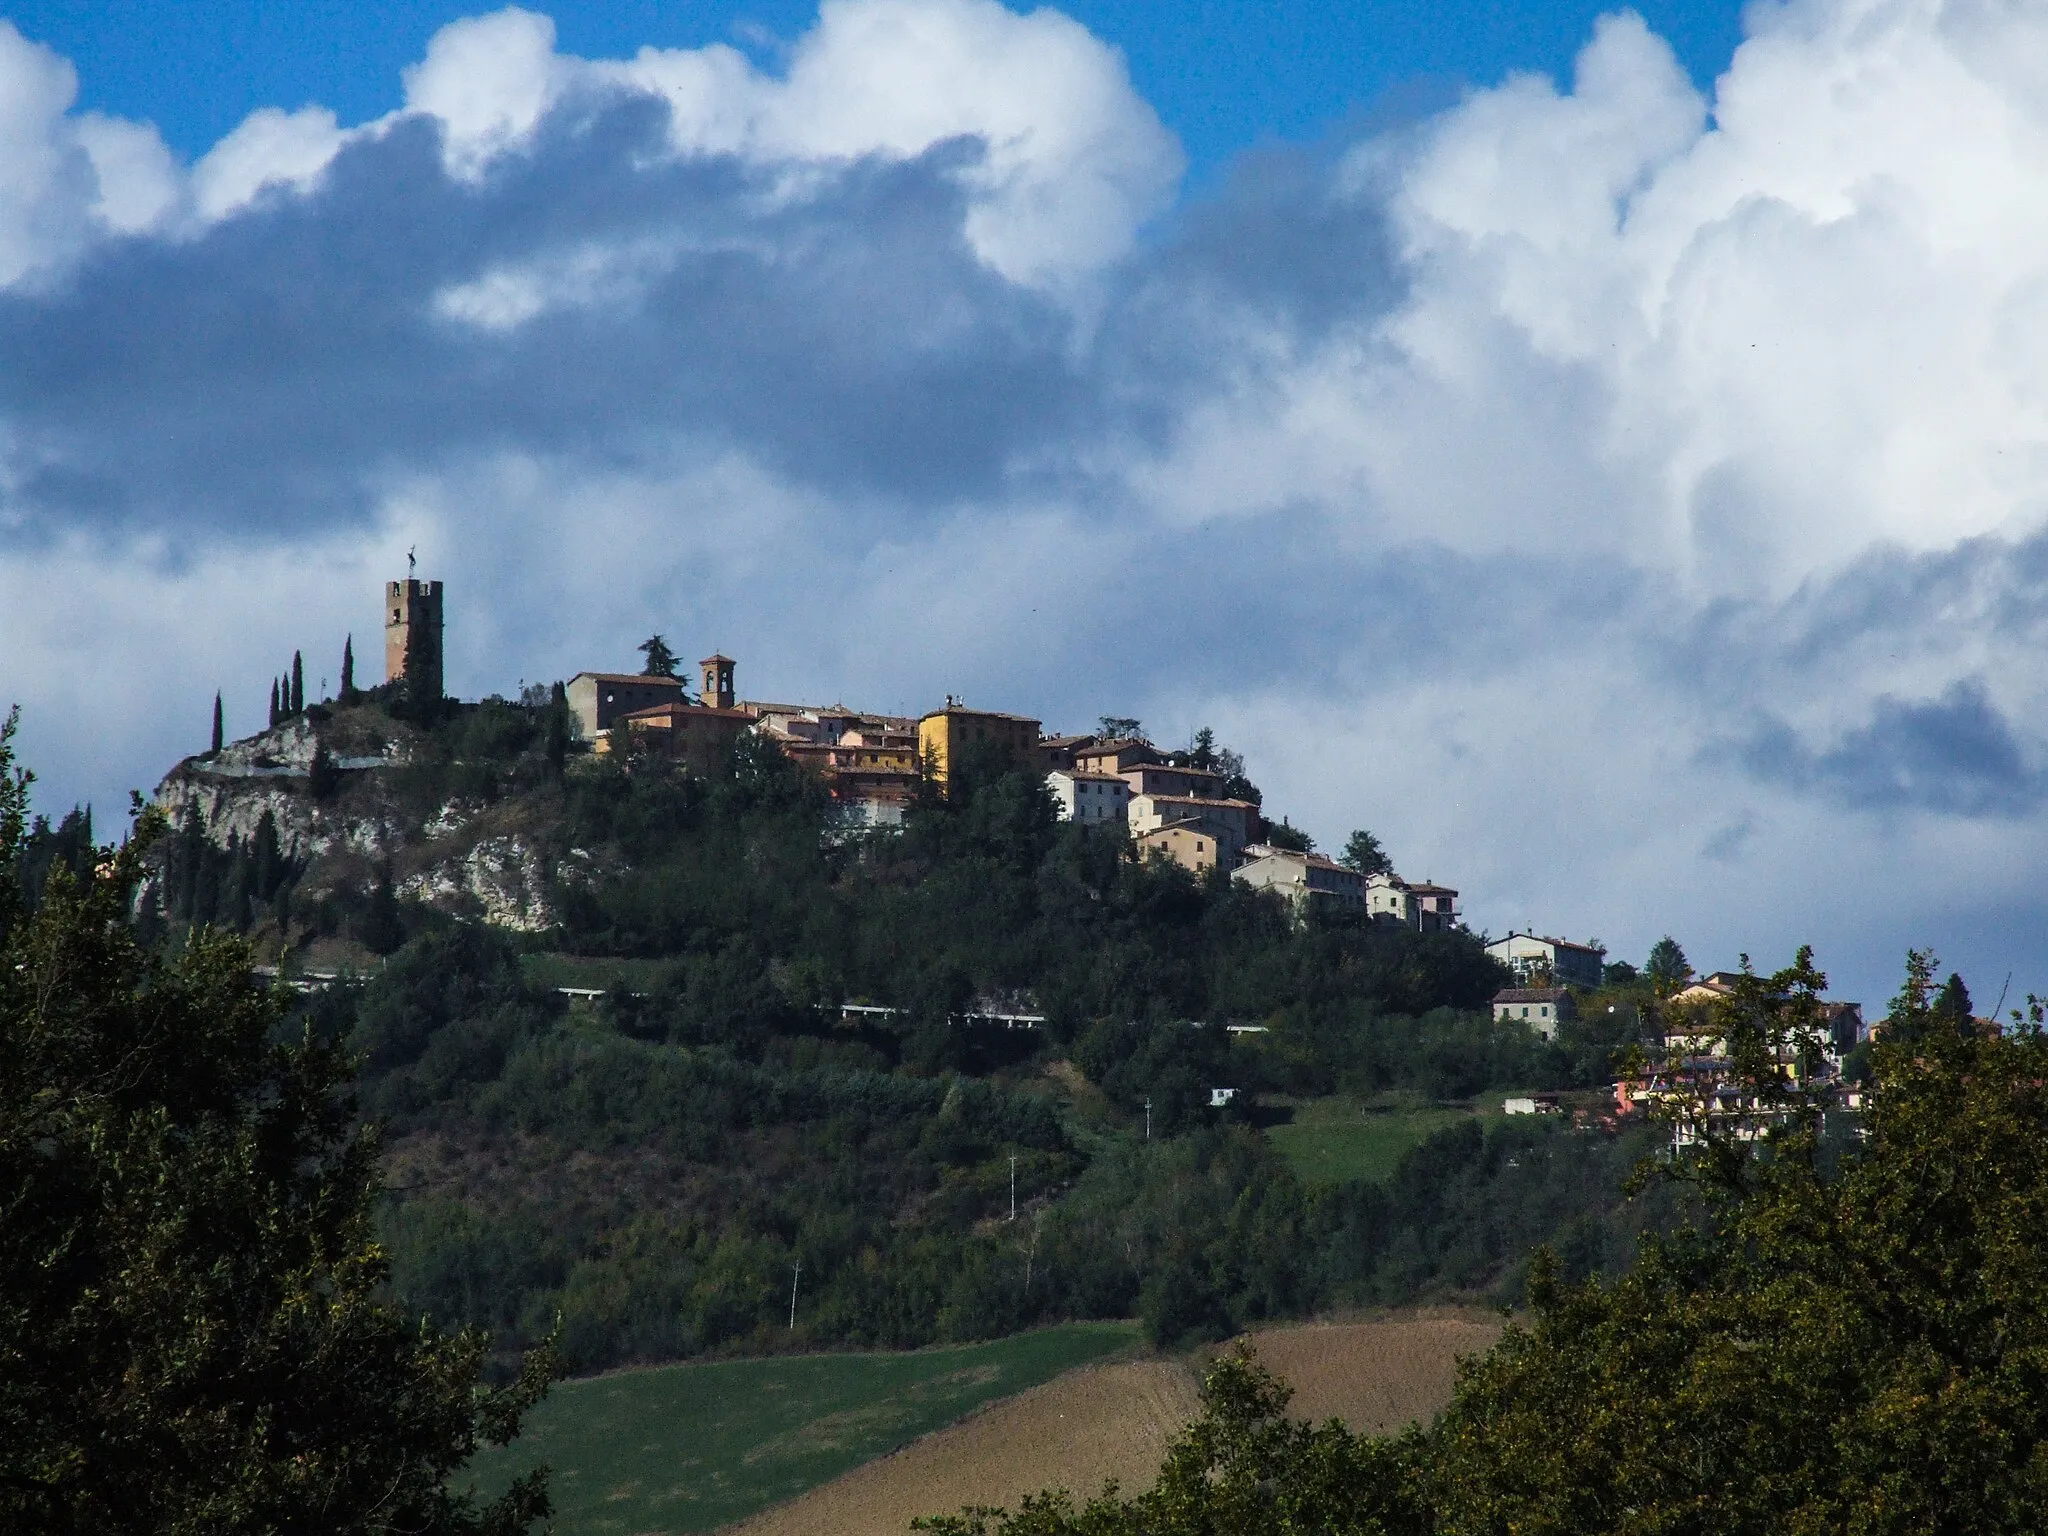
[356, 573, 1622, 986]
[550, 624, 1496, 927]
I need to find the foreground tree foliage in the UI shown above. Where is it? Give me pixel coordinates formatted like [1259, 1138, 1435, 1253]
[926, 950, 2048, 1534]
[0, 715, 553, 1534]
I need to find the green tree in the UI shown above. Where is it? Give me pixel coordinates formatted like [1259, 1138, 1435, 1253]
[544, 681, 570, 777]
[639, 634, 679, 678]
[1934, 969, 1974, 1034]
[925, 946, 2048, 1536]
[340, 634, 356, 701]
[914, 1348, 1427, 1536]
[1187, 727, 1217, 770]
[0, 709, 28, 948]
[0, 727, 555, 1534]
[1421, 947, 2048, 1532]
[290, 651, 305, 715]
[268, 677, 281, 728]
[1644, 934, 1692, 993]
[1262, 818, 1313, 853]
[1340, 828, 1393, 876]
[1096, 716, 1143, 742]
[211, 691, 224, 754]
[308, 739, 342, 801]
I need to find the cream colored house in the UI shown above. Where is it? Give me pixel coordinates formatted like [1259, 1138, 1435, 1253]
[1492, 986, 1575, 1040]
[1136, 819, 1226, 874]
[1128, 793, 1254, 866]
[1233, 848, 1365, 912]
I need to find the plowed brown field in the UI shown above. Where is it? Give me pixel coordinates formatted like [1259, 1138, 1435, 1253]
[723, 1311, 1502, 1536]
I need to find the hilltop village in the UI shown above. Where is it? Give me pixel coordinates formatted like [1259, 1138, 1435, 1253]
[171, 573, 1876, 1081]
[379, 574, 1556, 949]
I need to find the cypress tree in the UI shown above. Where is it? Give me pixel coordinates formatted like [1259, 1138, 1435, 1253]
[174, 812, 205, 922]
[252, 809, 280, 903]
[268, 679, 280, 728]
[340, 635, 355, 702]
[210, 693, 223, 755]
[290, 653, 304, 716]
[226, 835, 253, 932]
[545, 681, 570, 777]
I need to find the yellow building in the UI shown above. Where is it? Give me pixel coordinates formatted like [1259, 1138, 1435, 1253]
[916, 701, 1042, 786]
[1136, 820, 1224, 875]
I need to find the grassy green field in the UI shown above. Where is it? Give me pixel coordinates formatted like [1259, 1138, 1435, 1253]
[1266, 1101, 1471, 1185]
[519, 952, 675, 994]
[465, 1322, 1141, 1535]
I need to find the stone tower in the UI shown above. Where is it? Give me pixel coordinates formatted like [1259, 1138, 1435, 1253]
[385, 577, 444, 700]
[700, 653, 735, 711]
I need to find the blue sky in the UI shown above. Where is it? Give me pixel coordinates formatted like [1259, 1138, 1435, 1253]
[12, 0, 1746, 179]
[3, 0, 2047, 1008]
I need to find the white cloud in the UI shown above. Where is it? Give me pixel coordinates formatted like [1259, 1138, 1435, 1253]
[74, 113, 180, 233]
[0, 20, 184, 286]
[1125, 0, 2048, 597]
[401, 7, 563, 180]
[625, 0, 1183, 285]
[192, 106, 346, 220]
[610, 0, 1182, 287]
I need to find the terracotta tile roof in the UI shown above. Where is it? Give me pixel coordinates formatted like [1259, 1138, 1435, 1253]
[621, 702, 754, 723]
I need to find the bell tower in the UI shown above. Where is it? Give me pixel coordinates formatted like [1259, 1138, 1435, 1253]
[385, 575, 444, 701]
[700, 653, 735, 711]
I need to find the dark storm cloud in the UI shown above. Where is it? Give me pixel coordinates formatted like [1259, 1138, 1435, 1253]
[1739, 680, 2039, 816]
[0, 94, 1083, 544]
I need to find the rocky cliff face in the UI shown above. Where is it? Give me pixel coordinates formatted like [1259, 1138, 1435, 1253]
[147, 707, 588, 937]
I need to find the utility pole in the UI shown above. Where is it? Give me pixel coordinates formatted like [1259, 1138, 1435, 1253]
[788, 1259, 800, 1330]
[1145, 1097, 1152, 1141]
[1009, 1154, 1017, 1221]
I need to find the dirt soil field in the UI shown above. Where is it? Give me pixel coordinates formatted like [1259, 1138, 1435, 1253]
[724, 1311, 1502, 1536]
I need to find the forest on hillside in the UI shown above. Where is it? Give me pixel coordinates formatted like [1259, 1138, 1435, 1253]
[24, 696, 1675, 1374]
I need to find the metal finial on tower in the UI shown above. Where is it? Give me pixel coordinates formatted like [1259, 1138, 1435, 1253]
[407, 545, 416, 576]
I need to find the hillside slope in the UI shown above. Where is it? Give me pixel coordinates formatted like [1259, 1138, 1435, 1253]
[125, 692, 1662, 1380]
[730, 1313, 1503, 1536]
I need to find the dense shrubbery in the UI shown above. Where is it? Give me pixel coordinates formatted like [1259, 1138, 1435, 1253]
[331, 916, 1666, 1374]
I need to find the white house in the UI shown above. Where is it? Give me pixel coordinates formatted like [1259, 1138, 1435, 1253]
[1366, 873, 1461, 932]
[1487, 931, 1606, 989]
[1046, 769, 1130, 825]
